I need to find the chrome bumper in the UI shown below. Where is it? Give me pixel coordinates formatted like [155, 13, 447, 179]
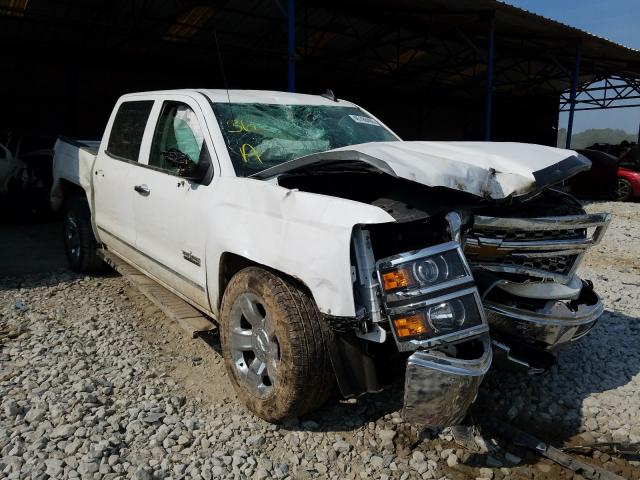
[484, 281, 603, 350]
[402, 336, 492, 427]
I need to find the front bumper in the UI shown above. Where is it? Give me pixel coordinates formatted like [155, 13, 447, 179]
[403, 336, 492, 427]
[484, 280, 603, 350]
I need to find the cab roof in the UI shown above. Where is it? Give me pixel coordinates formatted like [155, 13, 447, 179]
[125, 89, 356, 107]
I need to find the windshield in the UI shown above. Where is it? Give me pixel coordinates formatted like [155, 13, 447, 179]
[211, 102, 398, 176]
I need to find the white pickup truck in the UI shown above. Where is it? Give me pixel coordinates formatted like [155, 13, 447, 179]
[51, 89, 610, 426]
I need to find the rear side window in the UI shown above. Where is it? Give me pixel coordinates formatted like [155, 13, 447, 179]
[106, 101, 153, 161]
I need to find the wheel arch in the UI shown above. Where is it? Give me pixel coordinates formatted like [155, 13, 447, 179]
[215, 251, 382, 400]
[51, 178, 88, 212]
[217, 252, 315, 312]
[61, 197, 104, 273]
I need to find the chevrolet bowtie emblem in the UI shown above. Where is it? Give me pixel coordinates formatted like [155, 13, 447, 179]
[465, 237, 505, 257]
[475, 243, 502, 257]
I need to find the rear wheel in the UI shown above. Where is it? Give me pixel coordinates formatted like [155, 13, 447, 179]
[220, 267, 334, 422]
[63, 198, 103, 273]
[611, 178, 634, 202]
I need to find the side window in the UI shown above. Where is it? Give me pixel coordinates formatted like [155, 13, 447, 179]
[106, 101, 154, 161]
[149, 102, 210, 173]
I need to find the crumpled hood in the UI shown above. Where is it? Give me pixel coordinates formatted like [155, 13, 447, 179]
[253, 141, 591, 199]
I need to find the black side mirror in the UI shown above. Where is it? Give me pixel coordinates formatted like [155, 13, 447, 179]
[162, 149, 205, 181]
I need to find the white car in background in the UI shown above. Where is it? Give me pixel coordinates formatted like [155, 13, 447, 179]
[0, 142, 26, 195]
[0, 132, 55, 216]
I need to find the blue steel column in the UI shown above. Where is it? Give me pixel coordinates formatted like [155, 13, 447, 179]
[484, 17, 495, 141]
[287, 0, 295, 92]
[565, 46, 582, 149]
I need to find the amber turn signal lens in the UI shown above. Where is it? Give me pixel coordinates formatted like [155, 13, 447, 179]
[392, 314, 428, 338]
[381, 267, 413, 291]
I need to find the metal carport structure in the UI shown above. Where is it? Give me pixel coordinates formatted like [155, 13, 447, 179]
[1, 0, 639, 146]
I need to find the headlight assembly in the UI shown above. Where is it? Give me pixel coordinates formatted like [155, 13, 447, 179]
[376, 241, 488, 351]
[378, 242, 471, 298]
[389, 291, 483, 345]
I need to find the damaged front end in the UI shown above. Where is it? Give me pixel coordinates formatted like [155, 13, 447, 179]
[465, 211, 610, 371]
[264, 140, 610, 429]
[351, 218, 494, 427]
[347, 195, 610, 428]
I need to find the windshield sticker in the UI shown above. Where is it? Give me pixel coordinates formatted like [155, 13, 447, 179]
[348, 115, 380, 126]
[240, 143, 263, 164]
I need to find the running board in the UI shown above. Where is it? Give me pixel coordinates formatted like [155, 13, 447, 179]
[99, 250, 215, 338]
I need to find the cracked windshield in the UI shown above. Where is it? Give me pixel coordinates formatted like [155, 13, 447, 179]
[211, 103, 398, 176]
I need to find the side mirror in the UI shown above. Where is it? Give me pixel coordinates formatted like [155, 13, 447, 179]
[162, 149, 206, 182]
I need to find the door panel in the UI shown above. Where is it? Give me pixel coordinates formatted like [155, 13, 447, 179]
[132, 170, 209, 307]
[94, 100, 154, 249]
[93, 157, 138, 245]
[133, 98, 212, 309]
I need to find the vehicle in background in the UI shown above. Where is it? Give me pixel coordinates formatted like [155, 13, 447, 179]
[50, 89, 610, 428]
[615, 162, 640, 201]
[565, 148, 640, 201]
[565, 149, 619, 199]
[0, 142, 25, 195]
[0, 132, 55, 218]
[580, 142, 640, 201]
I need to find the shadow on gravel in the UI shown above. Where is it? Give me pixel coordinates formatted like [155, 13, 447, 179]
[198, 330, 406, 433]
[198, 330, 223, 356]
[0, 267, 119, 292]
[475, 308, 640, 450]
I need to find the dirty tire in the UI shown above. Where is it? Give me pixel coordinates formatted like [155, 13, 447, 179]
[612, 177, 634, 202]
[220, 267, 334, 422]
[63, 198, 103, 273]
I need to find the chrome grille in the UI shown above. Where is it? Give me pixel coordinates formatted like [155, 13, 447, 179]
[471, 228, 586, 243]
[464, 214, 611, 282]
[479, 253, 577, 275]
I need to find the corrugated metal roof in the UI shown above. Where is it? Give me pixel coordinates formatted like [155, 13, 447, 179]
[0, 0, 639, 98]
[498, 0, 639, 54]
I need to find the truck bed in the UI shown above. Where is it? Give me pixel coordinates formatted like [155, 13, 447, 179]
[50, 137, 101, 211]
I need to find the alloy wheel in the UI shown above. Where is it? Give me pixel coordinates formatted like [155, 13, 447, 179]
[615, 178, 632, 201]
[228, 292, 280, 398]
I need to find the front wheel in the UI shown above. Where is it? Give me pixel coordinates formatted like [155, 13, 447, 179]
[611, 178, 634, 202]
[220, 267, 334, 422]
[63, 198, 103, 273]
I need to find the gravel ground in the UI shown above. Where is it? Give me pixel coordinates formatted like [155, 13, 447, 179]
[1, 200, 639, 480]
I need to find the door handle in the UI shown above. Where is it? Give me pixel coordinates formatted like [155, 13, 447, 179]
[134, 184, 150, 196]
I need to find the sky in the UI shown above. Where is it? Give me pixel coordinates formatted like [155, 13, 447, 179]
[504, 0, 640, 135]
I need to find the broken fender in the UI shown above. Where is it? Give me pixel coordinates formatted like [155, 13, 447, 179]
[204, 177, 395, 317]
